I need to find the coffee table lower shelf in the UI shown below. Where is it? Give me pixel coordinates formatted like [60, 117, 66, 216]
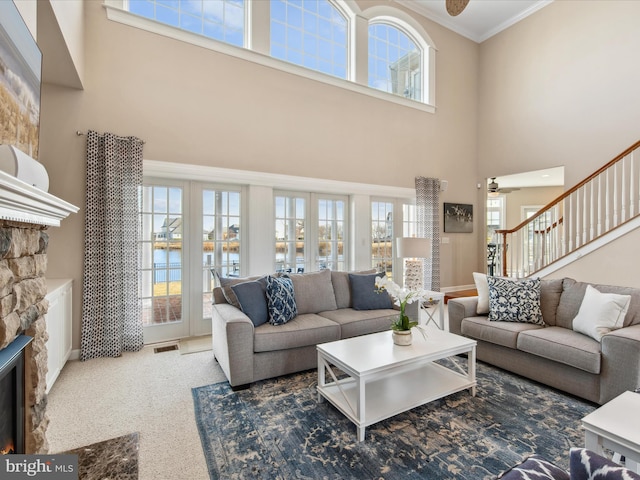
[317, 361, 475, 442]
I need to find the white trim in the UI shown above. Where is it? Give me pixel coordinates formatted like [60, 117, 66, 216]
[143, 160, 416, 199]
[103, 1, 435, 114]
[0, 171, 78, 227]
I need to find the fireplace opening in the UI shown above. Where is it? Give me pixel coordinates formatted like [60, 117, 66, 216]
[0, 335, 32, 455]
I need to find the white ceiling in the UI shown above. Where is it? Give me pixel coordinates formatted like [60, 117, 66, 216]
[395, 0, 554, 43]
[489, 167, 565, 189]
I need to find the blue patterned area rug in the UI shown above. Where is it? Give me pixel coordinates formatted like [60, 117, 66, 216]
[192, 360, 596, 479]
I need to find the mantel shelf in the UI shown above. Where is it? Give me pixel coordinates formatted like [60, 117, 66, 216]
[0, 171, 78, 227]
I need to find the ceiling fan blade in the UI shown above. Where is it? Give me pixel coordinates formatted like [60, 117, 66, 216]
[446, 0, 470, 16]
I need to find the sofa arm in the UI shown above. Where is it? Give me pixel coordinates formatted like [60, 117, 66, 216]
[448, 297, 480, 335]
[599, 324, 640, 404]
[212, 304, 255, 387]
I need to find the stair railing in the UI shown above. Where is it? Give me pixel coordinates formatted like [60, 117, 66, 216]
[495, 139, 640, 277]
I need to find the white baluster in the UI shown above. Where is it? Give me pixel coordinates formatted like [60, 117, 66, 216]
[605, 169, 611, 231]
[613, 162, 619, 227]
[621, 155, 627, 223]
[597, 174, 602, 236]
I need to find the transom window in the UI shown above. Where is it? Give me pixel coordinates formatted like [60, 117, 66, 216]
[368, 22, 422, 101]
[270, 0, 348, 78]
[129, 0, 245, 47]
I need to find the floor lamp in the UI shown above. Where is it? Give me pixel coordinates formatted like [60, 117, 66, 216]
[396, 237, 432, 291]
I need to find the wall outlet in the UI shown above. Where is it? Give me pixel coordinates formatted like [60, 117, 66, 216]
[441, 237, 450, 244]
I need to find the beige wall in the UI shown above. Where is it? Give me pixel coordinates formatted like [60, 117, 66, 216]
[478, 1, 640, 185]
[477, 0, 640, 284]
[502, 186, 564, 229]
[38, 0, 480, 349]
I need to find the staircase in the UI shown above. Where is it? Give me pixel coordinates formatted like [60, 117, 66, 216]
[495, 140, 640, 278]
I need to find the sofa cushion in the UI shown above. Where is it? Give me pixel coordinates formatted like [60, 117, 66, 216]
[488, 276, 544, 325]
[498, 454, 569, 480]
[318, 308, 397, 339]
[266, 276, 298, 325]
[253, 313, 341, 352]
[517, 326, 601, 374]
[556, 279, 640, 329]
[539, 278, 564, 326]
[287, 269, 337, 314]
[572, 285, 631, 341]
[231, 277, 268, 327]
[349, 273, 393, 310]
[461, 317, 543, 349]
[331, 269, 376, 309]
[570, 448, 640, 480]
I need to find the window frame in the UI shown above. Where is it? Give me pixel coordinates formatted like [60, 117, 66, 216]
[104, 0, 436, 112]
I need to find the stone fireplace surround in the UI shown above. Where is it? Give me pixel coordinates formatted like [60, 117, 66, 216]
[0, 171, 77, 454]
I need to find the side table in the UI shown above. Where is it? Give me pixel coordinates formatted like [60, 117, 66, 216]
[581, 391, 640, 473]
[420, 291, 445, 330]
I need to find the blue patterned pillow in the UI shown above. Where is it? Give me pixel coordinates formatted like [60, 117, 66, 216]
[488, 276, 544, 325]
[570, 448, 640, 480]
[498, 454, 568, 480]
[266, 275, 297, 325]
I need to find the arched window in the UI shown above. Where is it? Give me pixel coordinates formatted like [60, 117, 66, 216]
[270, 0, 348, 79]
[368, 22, 422, 101]
[128, 0, 245, 47]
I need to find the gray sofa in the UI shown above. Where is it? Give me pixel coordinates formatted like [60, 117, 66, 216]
[448, 277, 640, 404]
[211, 269, 397, 389]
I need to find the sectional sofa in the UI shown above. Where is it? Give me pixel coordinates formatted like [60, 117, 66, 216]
[211, 269, 398, 389]
[448, 277, 640, 404]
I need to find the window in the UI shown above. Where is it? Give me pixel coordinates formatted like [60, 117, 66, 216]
[368, 22, 422, 101]
[110, 0, 436, 110]
[270, 0, 348, 78]
[139, 184, 184, 327]
[371, 200, 393, 275]
[275, 193, 307, 273]
[316, 196, 346, 270]
[128, 0, 245, 47]
[486, 196, 505, 244]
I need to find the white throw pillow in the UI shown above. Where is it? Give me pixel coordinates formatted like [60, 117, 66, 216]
[473, 272, 489, 314]
[572, 285, 631, 341]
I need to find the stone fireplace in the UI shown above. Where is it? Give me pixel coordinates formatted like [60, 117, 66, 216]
[0, 171, 77, 454]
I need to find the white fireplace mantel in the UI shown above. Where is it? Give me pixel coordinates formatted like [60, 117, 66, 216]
[0, 171, 78, 227]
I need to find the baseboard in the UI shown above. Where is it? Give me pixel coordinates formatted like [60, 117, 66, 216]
[69, 349, 80, 361]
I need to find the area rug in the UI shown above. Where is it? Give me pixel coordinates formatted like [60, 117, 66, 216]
[192, 360, 596, 479]
[63, 433, 139, 480]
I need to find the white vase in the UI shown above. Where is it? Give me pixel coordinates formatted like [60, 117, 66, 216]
[392, 329, 412, 346]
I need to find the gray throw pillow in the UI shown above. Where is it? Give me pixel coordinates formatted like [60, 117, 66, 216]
[488, 276, 544, 325]
[231, 277, 268, 327]
[349, 273, 393, 311]
[331, 269, 377, 309]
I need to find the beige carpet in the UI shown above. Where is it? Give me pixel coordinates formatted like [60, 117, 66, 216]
[47, 345, 226, 480]
[179, 335, 212, 355]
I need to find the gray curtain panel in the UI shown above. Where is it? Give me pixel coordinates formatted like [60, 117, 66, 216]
[81, 130, 144, 361]
[415, 176, 441, 291]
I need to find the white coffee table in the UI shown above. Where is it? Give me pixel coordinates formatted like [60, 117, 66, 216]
[316, 329, 477, 442]
[581, 391, 640, 472]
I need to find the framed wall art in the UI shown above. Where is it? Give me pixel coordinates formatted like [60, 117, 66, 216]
[444, 202, 473, 233]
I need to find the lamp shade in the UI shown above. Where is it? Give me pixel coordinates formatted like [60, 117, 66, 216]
[395, 237, 431, 259]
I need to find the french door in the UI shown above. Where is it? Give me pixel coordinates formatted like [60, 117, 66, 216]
[139, 180, 240, 344]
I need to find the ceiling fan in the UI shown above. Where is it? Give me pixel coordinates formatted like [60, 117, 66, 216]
[446, 0, 470, 16]
[488, 177, 520, 195]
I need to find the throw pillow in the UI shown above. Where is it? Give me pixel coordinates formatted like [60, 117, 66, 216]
[569, 448, 640, 480]
[287, 269, 337, 314]
[572, 285, 631, 341]
[266, 275, 297, 325]
[331, 269, 377, 309]
[473, 272, 490, 314]
[488, 276, 544, 325]
[498, 455, 569, 480]
[349, 273, 393, 311]
[231, 277, 268, 327]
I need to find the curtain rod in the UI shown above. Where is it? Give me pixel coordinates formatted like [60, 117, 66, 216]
[76, 130, 146, 144]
